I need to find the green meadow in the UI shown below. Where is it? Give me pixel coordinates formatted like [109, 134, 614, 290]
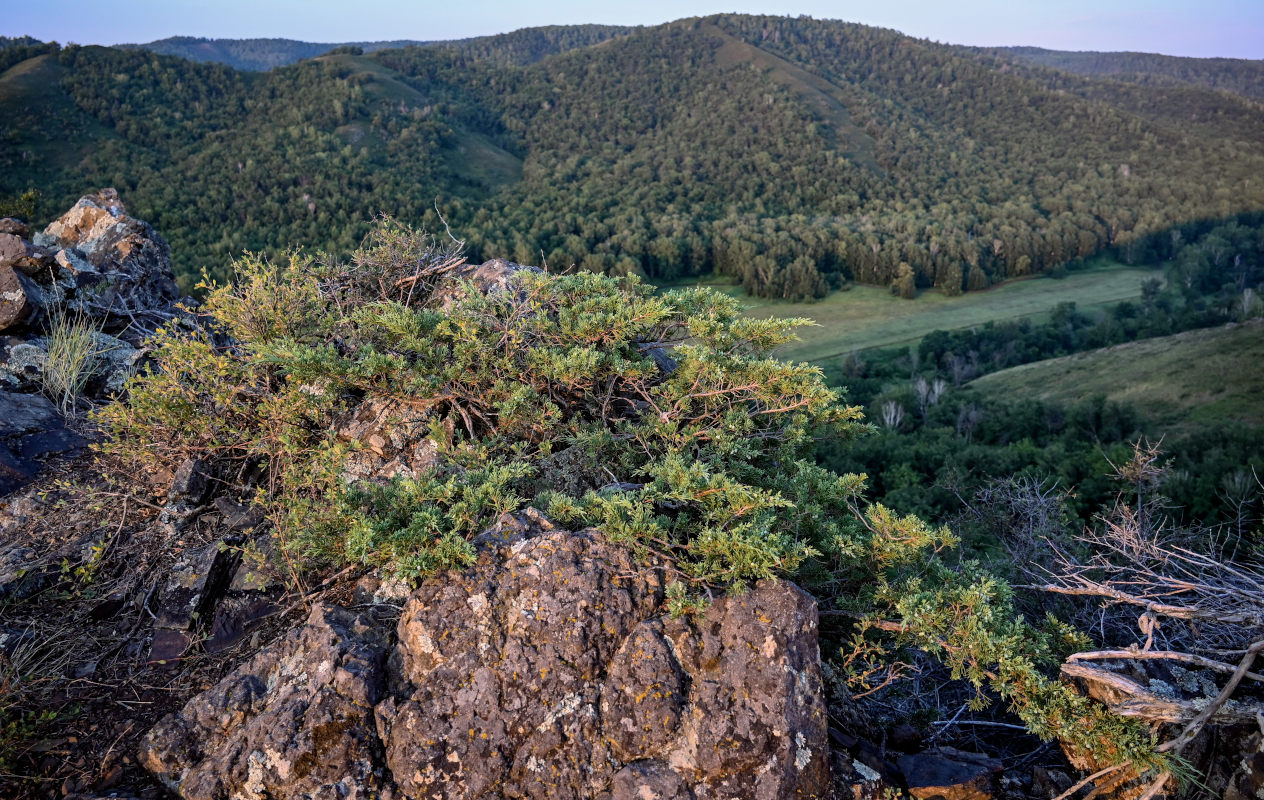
[660, 259, 1157, 362]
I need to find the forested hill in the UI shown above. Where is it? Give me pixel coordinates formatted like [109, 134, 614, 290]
[3, 14, 1264, 298]
[992, 46, 1264, 99]
[129, 25, 633, 70]
[130, 37, 432, 71]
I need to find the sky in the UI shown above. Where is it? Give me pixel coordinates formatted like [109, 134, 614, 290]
[7, 0, 1264, 60]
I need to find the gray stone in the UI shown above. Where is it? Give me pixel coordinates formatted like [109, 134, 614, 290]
[55, 246, 98, 276]
[140, 604, 392, 800]
[0, 264, 31, 332]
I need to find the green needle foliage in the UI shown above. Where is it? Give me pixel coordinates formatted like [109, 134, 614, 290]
[95, 217, 1163, 777]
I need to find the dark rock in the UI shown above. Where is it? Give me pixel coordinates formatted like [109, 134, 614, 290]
[205, 595, 279, 654]
[17, 426, 87, 460]
[0, 264, 32, 332]
[143, 525, 833, 799]
[140, 604, 392, 800]
[0, 233, 24, 269]
[0, 389, 60, 438]
[167, 458, 210, 505]
[0, 442, 35, 493]
[212, 496, 265, 531]
[897, 748, 1001, 800]
[378, 528, 829, 800]
[600, 620, 687, 762]
[147, 628, 192, 665]
[152, 540, 239, 632]
[1030, 766, 1073, 797]
[12, 243, 57, 279]
[0, 218, 29, 238]
[611, 760, 695, 800]
[831, 753, 892, 800]
[88, 590, 129, 621]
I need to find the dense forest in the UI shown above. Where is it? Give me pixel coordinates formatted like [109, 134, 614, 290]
[3, 15, 1264, 298]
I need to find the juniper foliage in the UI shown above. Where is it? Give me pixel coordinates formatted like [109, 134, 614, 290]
[95, 218, 1164, 777]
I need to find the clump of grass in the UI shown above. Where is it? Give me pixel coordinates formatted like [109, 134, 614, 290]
[40, 308, 106, 414]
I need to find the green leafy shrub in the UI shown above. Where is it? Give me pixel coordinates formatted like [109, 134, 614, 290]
[95, 218, 1164, 779]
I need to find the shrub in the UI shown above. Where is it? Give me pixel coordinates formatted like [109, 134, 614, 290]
[95, 218, 1164, 781]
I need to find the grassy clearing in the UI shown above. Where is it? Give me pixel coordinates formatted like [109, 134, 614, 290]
[659, 258, 1157, 362]
[969, 319, 1264, 434]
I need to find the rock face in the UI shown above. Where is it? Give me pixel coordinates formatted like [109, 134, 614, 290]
[0, 189, 182, 497]
[140, 604, 393, 799]
[35, 188, 180, 318]
[140, 521, 833, 799]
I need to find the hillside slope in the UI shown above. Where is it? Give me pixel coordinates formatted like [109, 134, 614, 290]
[3, 15, 1264, 297]
[968, 319, 1264, 433]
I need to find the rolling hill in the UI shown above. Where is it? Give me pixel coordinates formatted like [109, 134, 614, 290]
[968, 319, 1264, 433]
[2, 15, 1263, 298]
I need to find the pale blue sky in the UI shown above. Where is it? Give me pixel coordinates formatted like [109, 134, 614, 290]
[7, 0, 1263, 59]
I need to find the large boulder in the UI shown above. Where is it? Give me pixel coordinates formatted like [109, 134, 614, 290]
[140, 521, 833, 799]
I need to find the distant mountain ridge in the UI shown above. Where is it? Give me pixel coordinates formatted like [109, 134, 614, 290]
[990, 45, 1264, 99]
[127, 25, 633, 70]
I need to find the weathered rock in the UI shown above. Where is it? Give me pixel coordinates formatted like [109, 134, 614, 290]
[0, 218, 29, 238]
[16, 426, 87, 460]
[0, 233, 25, 269]
[0, 390, 67, 493]
[0, 390, 59, 438]
[54, 246, 98, 276]
[140, 604, 392, 800]
[144, 524, 833, 800]
[213, 496, 266, 533]
[39, 188, 179, 320]
[375, 527, 828, 800]
[151, 540, 239, 633]
[0, 339, 47, 386]
[0, 264, 31, 332]
[167, 458, 209, 505]
[427, 257, 542, 311]
[897, 748, 1001, 800]
[337, 396, 443, 483]
[0, 541, 43, 600]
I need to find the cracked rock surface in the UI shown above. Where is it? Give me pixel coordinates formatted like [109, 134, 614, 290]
[139, 519, 831, 799]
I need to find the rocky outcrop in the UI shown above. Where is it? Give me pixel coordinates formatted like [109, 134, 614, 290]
[0, 190, 182, 497]
[140, 604, 393, 799]
[0, 189, 181, 395]
[33, 188, 180, 320]
[140, 519, 833, 799]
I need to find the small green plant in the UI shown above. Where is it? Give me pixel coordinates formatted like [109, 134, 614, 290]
[40, 307, 109, 414]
